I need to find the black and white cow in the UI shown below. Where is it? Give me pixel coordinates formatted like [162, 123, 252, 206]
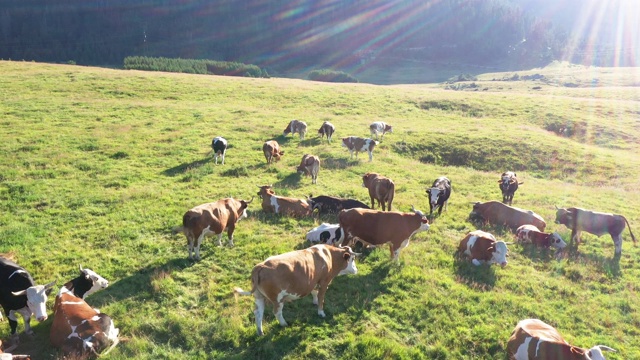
[211, 136, 228, 165]
[369, 121, 393, 140]
[498, 171, 522, 206]
[305, 223, 344, 245]
[307, 195, 371, 215]
[425, 176, 451, 221]
[63, 266, 110, 300]
[0, 257, 55, 337]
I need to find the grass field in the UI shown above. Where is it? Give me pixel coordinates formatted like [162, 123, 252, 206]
[1, 60, 639, 359]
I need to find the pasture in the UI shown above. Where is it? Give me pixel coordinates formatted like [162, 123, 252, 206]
[1, 60, 639, 359]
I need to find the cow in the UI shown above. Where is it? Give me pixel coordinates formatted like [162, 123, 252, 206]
[0, 257, 55, 339]
[306, 195, 370, 215]
[469, 201, 546, 232]
[283, 119, 307, 140]
[211, 136, 228, 165]
[341, 136, 378, 162]
[457, 230, 510, 267]
[257, 185, 311, 217]
[516, 224, 567, 250]
[234, 245, 358, 336]
[369, 121, 393, 140]
[297, 154, 320, 184]
[262, 140, 284, 164]
[507, 318, 615, 360]
[499, 171, 523, 205]
[318, 121, 335, 142]
[339, 206, 430, 260]
[555, 206, 637, 255]
[426, 176, 452, 221]
[362, 172, 395, 211]
[305, 223, 344, 245]
[50, 268, 119, 358]
[176, 197, 253, 260]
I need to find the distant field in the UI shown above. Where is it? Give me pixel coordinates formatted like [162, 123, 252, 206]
[1, 60, 639, 359]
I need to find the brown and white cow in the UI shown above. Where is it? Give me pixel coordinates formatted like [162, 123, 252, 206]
[297, 154, 320, 184]
[341, 136, 378, 162]
[369, 121, 393, 140]
[262, 140, 285, 164]
[339, 206, 430, 260]
[257, 185, 311, 217]
[176, 197, 253, 260]
[283, 119, 308, 140]
[499, 172, 523, 206]
[516, 224, 567, 250]
[555, 206, 637, 255]
[362, 172, 395, 211]
[318, 121, 335, 142]
[457, 230, 510, 267]
[234, 245, 358, 336]
[507, 318, 615, 360]
[469, 201, 546, 232]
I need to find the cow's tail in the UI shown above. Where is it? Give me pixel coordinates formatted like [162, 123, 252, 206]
[234, 268, 260, 297]
[387, 182, 395, 209]
[623, 216, 637, 245]
[171, 226, 185, 235]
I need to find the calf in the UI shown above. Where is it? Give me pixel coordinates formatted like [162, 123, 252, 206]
[50, 268, 119, 357]
[211, 136, 228, 165]
[283, 119, 307, 140]
[305, 223, 344, 245]
[362, 172, 395, 211]
[507, 318, 615, 360]
[426, 176, 452, 221]
[318, 121, 335, 142]
[0, 257, 54, 338]
[499, 171, 522, 205]
[339, 206, 430, 260]
[234, 245, 358, 335]
[297, 154, 320, 184]
[341, 136, 378, 162]
[555, 206, 637, 255]
[369, 121, 393, 140]
[516, 224, 567, 249]
[457, 230, 509, 267]
[257, 185, 311, 217]
[262, 140, 285, 164]
[469, 201, 546, 232]
[307, 195, 370, 215]
[176, 197, 253, 260]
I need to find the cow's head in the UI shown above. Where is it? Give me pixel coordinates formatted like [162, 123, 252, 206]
[306, 195, 321, 212]
[410, 205, 431, 231]
[362, 172, 376, 188]
[341, 137, 352, 149]
[384, 124, 393, 133]
[283, 122, 292, 135]
[80, 266, 109, 298]
[489, 241, 509, 267]
[257, 185, 275, 199]
[549, 232, 567, 249]
[238, 196, 254, 220]
[426, 187, 442, 207]
[338, 246, 359, 276]
[12, 281, 55, 322]
[554, 206, 572, 225]
[586, 345, 616, 360]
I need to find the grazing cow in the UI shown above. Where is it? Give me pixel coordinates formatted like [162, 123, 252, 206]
[507, 318, 615, 360]
[262, 140, 285, 164]
[339, 206, 430, 260]
[50, 268, 119, 357]
[516, 224, 567, 250]
[469, 201, 546, 232]
[555, 206, 637, 255]
[362, 172, 395, 211]
[499, 171, 522, 205]
[305, 223, 344, 245]
[234, 245, 358, 336]
[369, 121, 393, 140]
[257, 185, 311, 217]
[318, 121, 335, 142]
[341, 136, 378, 162]
[306, 195, 370, 215]
[211, 136, 228, 165]
[0, 257, 55, 337]
[283, 119, 308, 140]
[457, 230, 509, 267]
[297, 154, 320, 184]
[426, 176, 452, 220]
[176, 197, 253, 260]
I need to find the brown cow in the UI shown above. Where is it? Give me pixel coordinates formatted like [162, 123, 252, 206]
[498, 171, 522, 206]
[469, 201, 546, 232]
[262, 140, 285, 164]
[297, 154, 320, 184]
[257, 185, 311, 217]
[341, 136, 378, 161]
[318, 121, 335, 142]
[555, 206, 637, 255]
[362, 172, 394, 211]
[176, 197, 253, 260]
[339, 206, 430, 260]
[507, 318, 615, 359]
[516, 224, 567, 249]
[234, 245, 358, 335]
[457, 230, 509, 267]
[283, 119, 307, 140]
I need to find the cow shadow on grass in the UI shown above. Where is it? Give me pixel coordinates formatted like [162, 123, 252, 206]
[322, 156, 359, 170]
[453, 255, 498, 291]
[274, 172, 302, 188]
[161, 159, 210, 177]
[559, 245, 622, 278]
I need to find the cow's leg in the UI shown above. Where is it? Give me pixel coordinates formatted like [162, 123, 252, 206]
[273, 301, 287, 327]
[572, 230, 581, 244]
[254, 293, 266, 336]
[227, 226, 235, 247]
[315, 285, 328, 317]
[368, 151, 373, 162]
[221, 150, 226, 165]
[216, 233, 223, 247]
[187, 234, 195, 260]
[381, 199, 386, 211]
[7, 310, 19, 335]
[370, 196, 376, 210]
[472, 259, 483, 266]
[613, 234, 623, 255]
[387, 198, 392, 212]
[16, 308, 33, 335]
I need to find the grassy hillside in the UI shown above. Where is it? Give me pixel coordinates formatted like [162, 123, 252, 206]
[1, 61, 639, 359]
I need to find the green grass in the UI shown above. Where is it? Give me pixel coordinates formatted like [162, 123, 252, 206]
[1, 60, 639, 359]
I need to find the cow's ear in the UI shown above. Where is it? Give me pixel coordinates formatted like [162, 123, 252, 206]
[343, 252, 351, 260]
[45, 286, 54, 296]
